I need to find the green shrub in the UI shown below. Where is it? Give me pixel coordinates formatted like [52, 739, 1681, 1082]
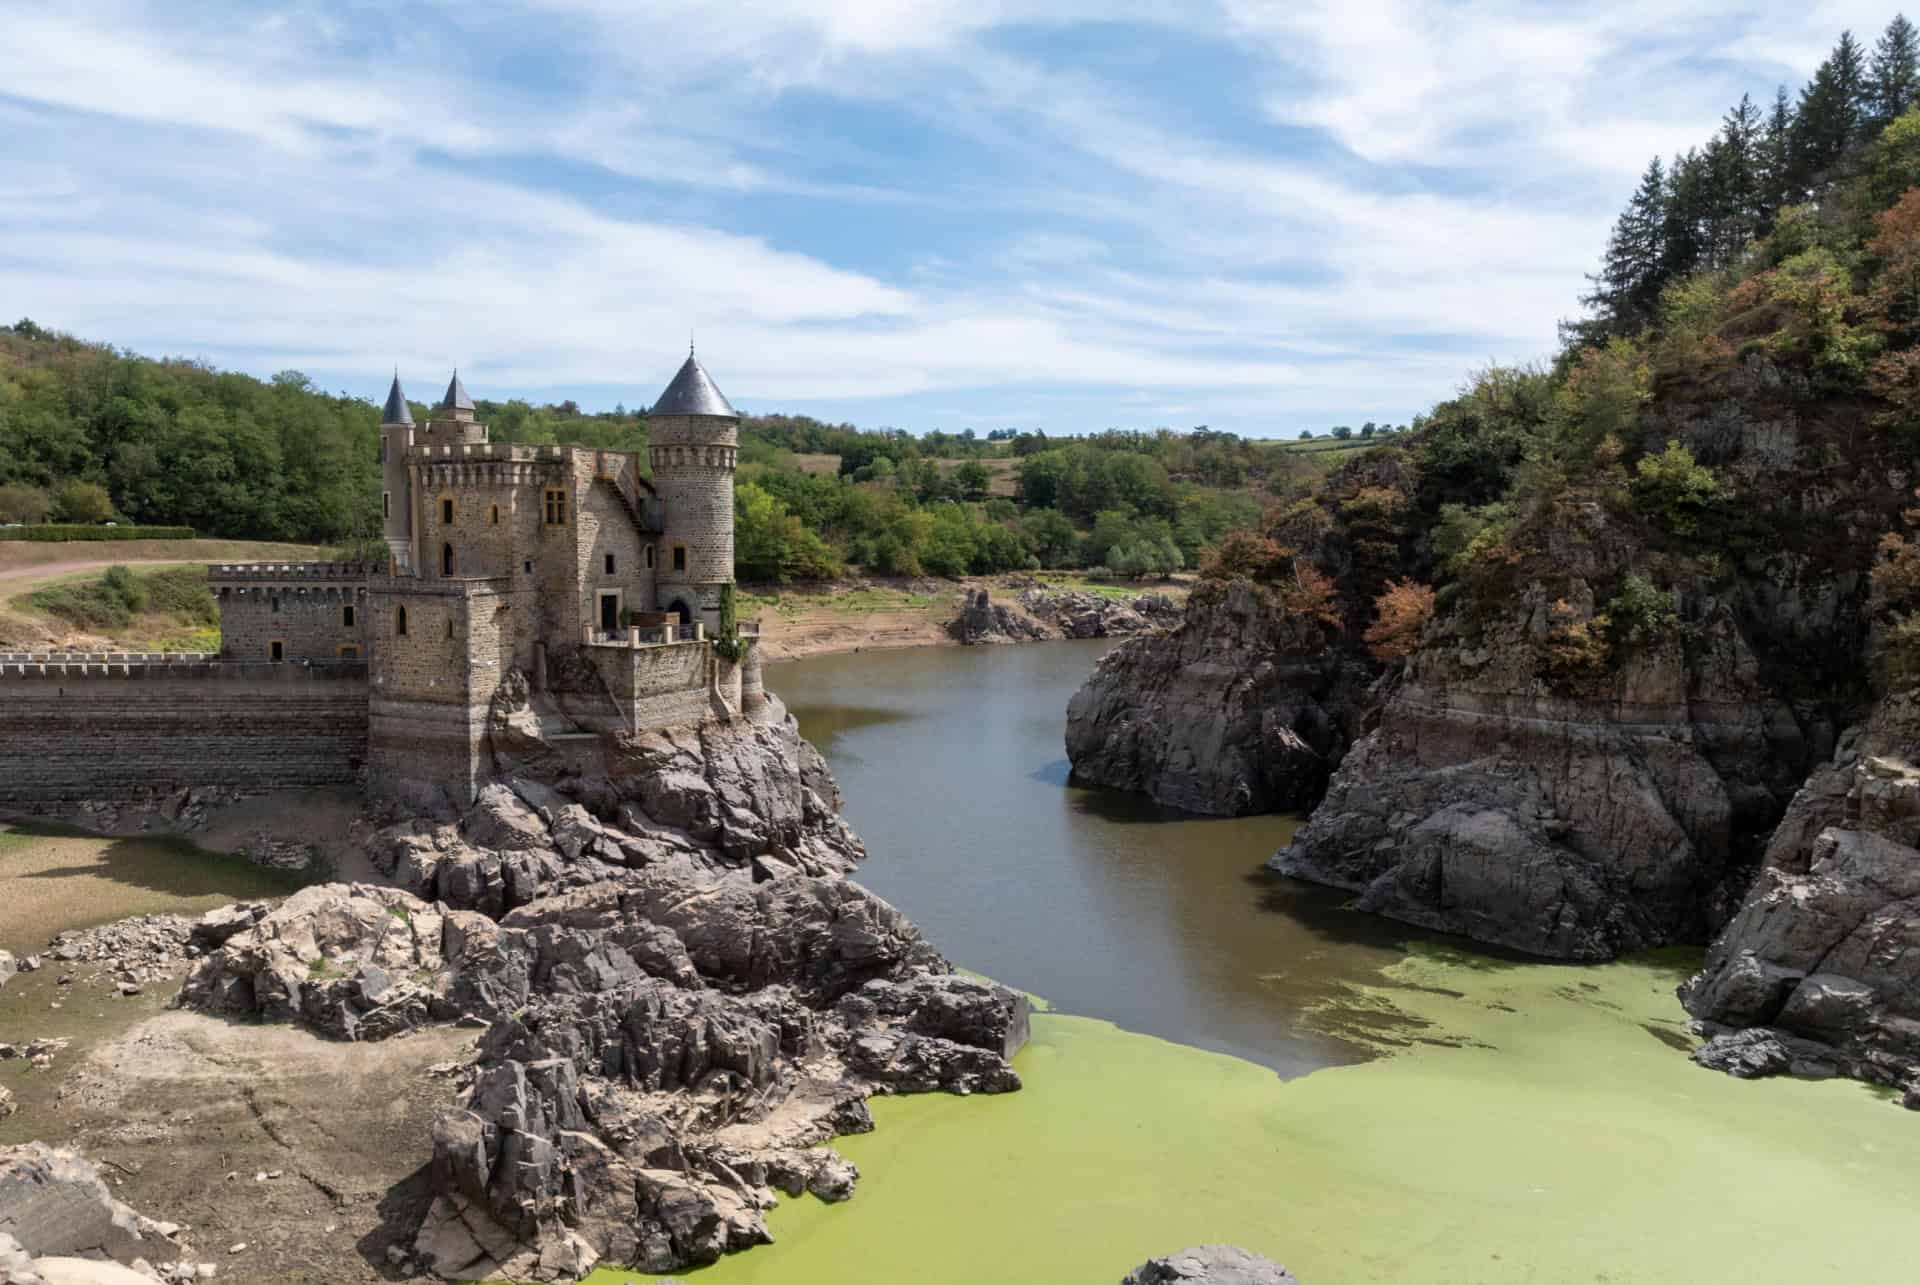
[27, 564, 216, 632]
[0, 524, 194, 541]
[1631, 441, 1721, 538]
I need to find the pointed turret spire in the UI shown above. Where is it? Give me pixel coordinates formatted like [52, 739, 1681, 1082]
[651, 352, 738, 418]
[439, 369, 474, 413]
[380, 370, 414, 426]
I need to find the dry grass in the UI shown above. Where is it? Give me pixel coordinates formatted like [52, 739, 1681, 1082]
[790, 453, 843, 476]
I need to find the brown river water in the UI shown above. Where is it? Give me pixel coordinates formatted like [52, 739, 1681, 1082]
[773, 638, 1424, 1075]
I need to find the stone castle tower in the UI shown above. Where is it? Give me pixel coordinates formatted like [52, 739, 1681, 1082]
[647, 350, 739, 627]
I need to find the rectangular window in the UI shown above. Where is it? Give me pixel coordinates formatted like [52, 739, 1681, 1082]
[270, 595, 279, 614]
[490, 505, 499, 526]
[379, 438, 387, 463]
[383, 491, 390, 519]
[337, 644, 359, 659]
[441, 497, 455, 525]
[672, 545, 687, 572]
[523, 560, 533, 574]
[544, 488, 568, 526]
[343, 605, 355, 627]
[604, 553, 615, 574]
[269, 640, 285, 662]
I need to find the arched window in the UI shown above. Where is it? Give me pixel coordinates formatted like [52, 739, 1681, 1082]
[396, 606, 408, 636]
[442, 543, 454, 576]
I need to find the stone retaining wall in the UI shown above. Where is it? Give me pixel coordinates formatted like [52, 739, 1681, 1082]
[0, 659, 368, 802]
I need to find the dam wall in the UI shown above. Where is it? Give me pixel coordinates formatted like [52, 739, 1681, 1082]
[0, 654, 368, 802]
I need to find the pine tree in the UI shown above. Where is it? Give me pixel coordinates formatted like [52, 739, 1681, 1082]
[1584, 156, 1669, 332]
[1870, 15, 1920, 127]
[1661, 150, 1710, 285]
[1791, 38, 1863, 189]
[1713, 94, 1764, 260]
[1761, 85, 1796, 215]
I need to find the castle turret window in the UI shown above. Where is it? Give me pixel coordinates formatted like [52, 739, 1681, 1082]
[544, 488, 568, 526]
[442, 543, 455, 576]
[441, 496, 455, 525]
[490, 505, 499, 526]
[604, 554, 615, 574]
[343, 605, 355, 627]
[672, 545, 687, 572]
[396, 606, 408, 636]
[645, 545, 655, 569]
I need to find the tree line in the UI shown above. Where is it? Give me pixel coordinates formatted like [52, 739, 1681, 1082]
[1582, 15, 1920, 338]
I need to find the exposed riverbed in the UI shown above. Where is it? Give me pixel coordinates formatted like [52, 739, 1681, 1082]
[598, 639, 1920, 1285]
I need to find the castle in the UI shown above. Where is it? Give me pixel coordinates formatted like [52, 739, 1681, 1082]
[201, 351, 764, 805]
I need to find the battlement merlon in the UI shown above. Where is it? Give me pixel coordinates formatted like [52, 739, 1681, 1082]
[209, 562, 377, 583]
[0, 657, 368, 680]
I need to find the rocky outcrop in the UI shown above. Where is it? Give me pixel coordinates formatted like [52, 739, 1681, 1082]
[1022, 587, 1181, 639]
[0, 1144, 183, 1272]
[1120, 1246, 1301, 1284]
[1065, 580, 1358, 815]
[950, 590, 1053, 645]
[178, 703, 1029, 1281]
[1681, 688, 1920, 1094]
[1272, 568, 1826, 959]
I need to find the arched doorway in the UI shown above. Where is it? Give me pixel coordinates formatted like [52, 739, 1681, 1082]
[669, 598, 693, 627]
[441, 542, 455, 576]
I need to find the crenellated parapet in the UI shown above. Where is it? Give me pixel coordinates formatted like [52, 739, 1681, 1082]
[210, 562, 375, 583]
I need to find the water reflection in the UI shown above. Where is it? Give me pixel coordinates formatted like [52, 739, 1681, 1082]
[772, 641, 1429, 1076]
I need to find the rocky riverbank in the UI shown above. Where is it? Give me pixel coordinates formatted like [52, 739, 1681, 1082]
[0, 690, 1029, 1282]
[1681, 687, 1920, 1093]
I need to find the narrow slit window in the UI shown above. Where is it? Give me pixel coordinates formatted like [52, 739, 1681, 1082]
[645, 545, 655, 569]
[441, 497, 455, 525]
[383, 491, 390, 519]
[446, 618, 454, 639]
[604, 553, 615, 574]
[672, 545, 686, 572]
[442, 543, 454, 576]
[490, 504, 499, 526]
[343, 605, 355, 627]
[396, 606, 408, 636]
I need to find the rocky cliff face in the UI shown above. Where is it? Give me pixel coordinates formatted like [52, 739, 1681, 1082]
[1681, 687, 1920, 1095]
[177, 695, 1028, 1281]
[1273, 573, 1824, 959]
[1065, 580, 1361, 816]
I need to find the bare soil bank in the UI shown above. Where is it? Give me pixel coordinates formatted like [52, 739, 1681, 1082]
[741, 573, 1188, 661]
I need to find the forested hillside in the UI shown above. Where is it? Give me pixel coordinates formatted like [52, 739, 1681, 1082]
[0, 322, 1383, 577]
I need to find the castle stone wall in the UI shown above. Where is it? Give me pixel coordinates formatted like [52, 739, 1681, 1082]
[582, 639, 722, 731]
[213, 564, 372, 662]
[366, 578, 514, 806]
[0, 658, 367, 802]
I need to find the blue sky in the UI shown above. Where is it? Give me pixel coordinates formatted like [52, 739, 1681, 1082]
[0, 2, 1896, 435]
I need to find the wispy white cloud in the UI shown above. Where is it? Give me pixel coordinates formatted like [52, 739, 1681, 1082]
[0, 1, 1888, 431]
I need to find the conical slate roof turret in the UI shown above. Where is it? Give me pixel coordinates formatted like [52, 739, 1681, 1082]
[439, 369, 474, 412]
[380, 371, 414, 426]
[650, 350, 738, 418]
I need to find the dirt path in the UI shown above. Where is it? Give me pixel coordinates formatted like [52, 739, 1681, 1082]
[0, 540, 327, 589]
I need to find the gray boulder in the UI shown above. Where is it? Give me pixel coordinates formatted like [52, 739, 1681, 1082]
[1122, 1245, 1302, 1284]
[0, 1144, 179, 1267]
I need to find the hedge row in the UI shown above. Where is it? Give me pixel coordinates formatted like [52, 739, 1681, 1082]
[0, 525, 196, 542]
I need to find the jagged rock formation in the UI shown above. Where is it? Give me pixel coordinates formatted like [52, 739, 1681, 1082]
[177, 707, 1028, 1281]
[1020, 587, 1181, 639]
[1065, 580, 1359, 815]
[1681, 688, 1920, 1096]
[1120, 1246, 1301, 1284]
[950, 589, 1053, 644]
[1272, 568, 1817, 959]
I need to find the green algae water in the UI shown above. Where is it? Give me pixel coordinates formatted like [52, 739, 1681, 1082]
[580, 641, 1920, 1284]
